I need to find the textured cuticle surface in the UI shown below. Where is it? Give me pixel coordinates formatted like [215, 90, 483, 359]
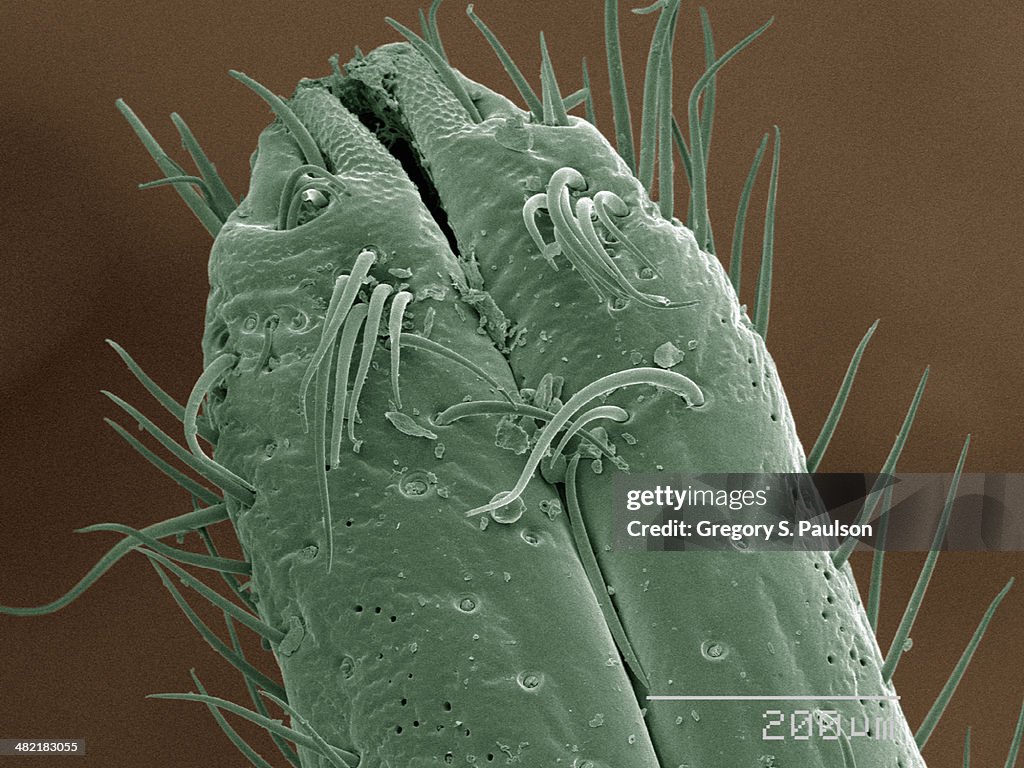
[202, 76, 660, 767]
[330, 37, 928, 767]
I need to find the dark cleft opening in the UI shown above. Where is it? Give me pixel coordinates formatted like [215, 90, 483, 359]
[385, 136, 461, 258]
[335, 77, 461, 259]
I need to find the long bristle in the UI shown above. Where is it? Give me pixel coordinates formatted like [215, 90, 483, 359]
[388, 292, 414, 409]
[170, 112, 237, 219]
[147, 690, 326, 756]
[656, 1, 680, 219]
[697, 8, 716, 168]
[82, 522, 250, 575]
[386, 17, 482, 123]
[807, 319, 879, 472]
[188, 670, 277, 768]
[348, 284, 393, 447]
[329, 304, 368, 466]
[223, 616, 301, 767]
[687, 18, 773, 249]
[466, 367, 702, 519]
[300, 251, 376, 428]
[184, 354, 255, 502]
[637, 1, 678, 192]
[104, 391, 254, 504]
[832, 367, 929, 568]
[881, 437, 970, 682]
[539, 32, 570, 126]
[258, 691, 357, 768]
[914, 579, 1014, 748]
[1005, 697, 1024, 768]
[865, 475, 894, 633]
[313, 351, 334, 572]
[728, 132, 769, 293]
[193, 525, 255, 611]
[467, 5, 543, 121]
[581, 58, 597, 124]
[138, 175, 219, 214]
[604, 0, 636, 171]
[148, 561, 286, 699]
[0, 504, 225, 617]
[427, 0, 449, 63]
[228, 71, 326, 169]
[104, 418, 221, 506]
[669, 118, 694, 228]
[562, 87, 590, 113]
[752, 124, 780, 338]
[140, 549, 284, 644]
[106, 339, 216, 443]
[116, 99, 222, 236]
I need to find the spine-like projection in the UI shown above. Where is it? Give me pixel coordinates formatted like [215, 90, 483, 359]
[334, 32, 925, 768]
[199, 82, 660, 766]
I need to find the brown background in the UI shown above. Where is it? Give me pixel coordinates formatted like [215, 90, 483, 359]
[1, 1, 1021, 766]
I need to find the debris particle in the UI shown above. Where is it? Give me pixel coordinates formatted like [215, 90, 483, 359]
[654, 341, 685, 368]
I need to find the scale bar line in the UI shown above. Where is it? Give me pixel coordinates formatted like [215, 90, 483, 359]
[646, 695, 900, 701]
